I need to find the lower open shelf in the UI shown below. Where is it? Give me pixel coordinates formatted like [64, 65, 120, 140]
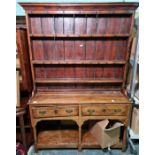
[82, 131, 122, 148]
[37, 129, 122, 149]
[37, 130, 79, 148]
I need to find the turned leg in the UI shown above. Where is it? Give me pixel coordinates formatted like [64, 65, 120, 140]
[78, 126, 82, 151]
[34, 143, 38, 153]
[32, 126, 38, 153]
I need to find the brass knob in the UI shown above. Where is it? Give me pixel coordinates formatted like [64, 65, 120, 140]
[87, 109, 95, 115]
[39, 111, 46, 115]
[65, 109, 73, 113]
[102, 109, 106, 112]
[54, 109, 58, 114]
[114, 109, 121, 113]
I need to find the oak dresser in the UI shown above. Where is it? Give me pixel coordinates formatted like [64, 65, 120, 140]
[20, 2, 138, 152]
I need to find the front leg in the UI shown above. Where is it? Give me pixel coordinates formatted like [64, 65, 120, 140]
[122, 119, 128, 152]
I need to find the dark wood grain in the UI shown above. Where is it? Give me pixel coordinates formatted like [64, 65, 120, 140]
[32, 40, 44, 60]
[64, 40, 74, 60]
[30, 17, 42, 34]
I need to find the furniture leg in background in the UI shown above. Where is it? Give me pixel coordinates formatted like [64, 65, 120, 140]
[16, 108, 27, 149]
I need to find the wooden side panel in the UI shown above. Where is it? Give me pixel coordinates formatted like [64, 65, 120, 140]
[16, 28, 32, 93]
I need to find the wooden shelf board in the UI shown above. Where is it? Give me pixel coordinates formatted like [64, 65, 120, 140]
[37, 144, 78, 148]
[35, 79, 123, 84]
[28, 10, 133, 15]
[36, 129, 122, 149]
[37, 130, 78, 147]
[30, 34, 129, 38]
[32, 60, 126, 65]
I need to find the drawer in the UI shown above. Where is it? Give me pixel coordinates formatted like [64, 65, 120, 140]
[81, 104, 128, 116]
[32, 105, 78, 118]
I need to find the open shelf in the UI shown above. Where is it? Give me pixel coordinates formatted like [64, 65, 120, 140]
[32, 60, 126, 65]
[81, 131, 122, 148]
[35, 78, 123, 84]
[37, 130, 79, 148]
[82, 130, 98, 146]
[30, 34, 130, 38]
[37, 130, 122, 149]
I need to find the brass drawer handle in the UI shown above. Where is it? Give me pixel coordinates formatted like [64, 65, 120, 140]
[39, 111, 46, 115]
[65, 109, 73, 113]
[54, 109, 58, 114]
[87, 109, 95, 115]
[102, 109, 106, 112]
[114, 109, 121, 113]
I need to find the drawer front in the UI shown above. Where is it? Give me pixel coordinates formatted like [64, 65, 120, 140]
[32, 106, 78, 118]
[81, 104, 128, 116]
